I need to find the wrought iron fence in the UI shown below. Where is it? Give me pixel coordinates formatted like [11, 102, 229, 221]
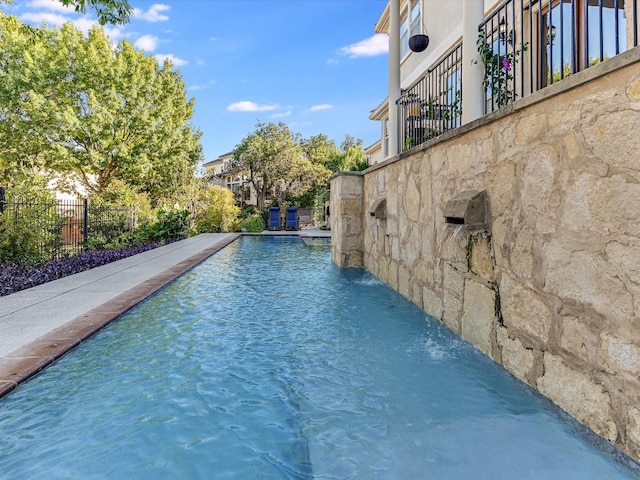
[479, 0, 639, 113]
[397, 42, 463, 151]
[395, 0, 638, 152]
[0, 187, 138, 265]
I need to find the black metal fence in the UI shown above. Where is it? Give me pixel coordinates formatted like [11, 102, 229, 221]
[479, 0, 638, 113]
[397, 42, 463, 150]
[0, 187, 138, 265]
[396, 0, 638, 151]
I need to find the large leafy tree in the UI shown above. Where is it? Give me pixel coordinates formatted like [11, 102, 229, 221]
[295, 133, 368, 207]
[233, 122, 330, 211]
[0, 13, 48, 184]
[0, 14, 202, 204]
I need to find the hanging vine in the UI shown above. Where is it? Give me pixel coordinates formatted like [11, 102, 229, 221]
[476, 31, 527, 108]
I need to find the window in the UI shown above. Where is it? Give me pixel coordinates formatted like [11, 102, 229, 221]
[400, 15, 409, 57]
[410, 0, 422, 36]
[401, 0, 422, 58]
[383, 119, 389, 157]
[536, 0, 627, 88]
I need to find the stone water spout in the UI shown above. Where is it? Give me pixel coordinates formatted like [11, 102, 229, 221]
[443, 190, 487, 228]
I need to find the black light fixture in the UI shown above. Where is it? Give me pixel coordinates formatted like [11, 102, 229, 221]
[408, 33, 429, 53]
[498, 18, 514, 45]
[546, 24, 557, 45]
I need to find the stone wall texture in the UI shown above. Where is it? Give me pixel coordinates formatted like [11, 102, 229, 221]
[330, 48, 640, 461]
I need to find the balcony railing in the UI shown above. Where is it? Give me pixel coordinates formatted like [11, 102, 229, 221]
[479, 0, 638, 113]
[396, 0, 638, 152]
[397, 42, 463, 151]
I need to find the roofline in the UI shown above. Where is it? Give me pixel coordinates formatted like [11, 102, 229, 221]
[364, 139, 382, 154]
[203, 151, 234, 167]
[369, 97, 389, 120]
[375, 2, 390, 34]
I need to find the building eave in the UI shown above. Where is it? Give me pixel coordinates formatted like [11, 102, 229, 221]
[375, 2, 390, 34]
[369, 97, 389, 120]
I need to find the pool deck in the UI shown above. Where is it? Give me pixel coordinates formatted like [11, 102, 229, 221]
[0, 229, 330, 398]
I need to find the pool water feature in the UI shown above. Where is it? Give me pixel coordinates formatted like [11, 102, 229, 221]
[0, 236, 638, 479]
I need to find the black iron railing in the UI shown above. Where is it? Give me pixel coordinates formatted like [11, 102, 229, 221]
[396, 0, 638, 152]
[0, 187, 138, 265]
[397, 42, 463, 151]
[479, 0, 638, 113]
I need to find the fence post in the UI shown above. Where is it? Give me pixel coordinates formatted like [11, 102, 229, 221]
[0, 186, 5, 214]
[83, 198, 89, 247]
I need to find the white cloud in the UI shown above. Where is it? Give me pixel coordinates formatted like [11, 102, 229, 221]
[341, 33, 388, 58]
[270, 110, 292, 118]
[26, 0, 74, 13]
[20, 12, 68, 26]
[132, 4, 170, 22]
[326, 58, 340, 65]
[307, 104, 333, 112]
[134, 35, 159, 52]
[103, 26, 124, 41]
[20, 10, 122, 39]
[228, 101, 280, 112]
[210, 36, 218, 42]
[73, 17, 98, 33]
[189, 80, 216, 91]
[155, 53, 188, 66]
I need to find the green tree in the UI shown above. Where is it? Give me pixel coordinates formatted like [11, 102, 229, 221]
[0, 15, 202, 205]
[233, 122, 330, 211]
[0, 0, 132, 25]
[192, 185, 240, 233]
[333, 135, 369, 172]
[0, 13, 57, 185]
[300, 133, 340, 168]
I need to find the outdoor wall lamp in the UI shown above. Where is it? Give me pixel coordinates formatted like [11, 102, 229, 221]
[409, 34, 430, 53]
[499, 18, 514, 45]
[546, 24, 557, 45]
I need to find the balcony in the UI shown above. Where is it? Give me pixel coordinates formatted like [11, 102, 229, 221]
[397, 0, 638, 152]
[397, 42, 463, 150]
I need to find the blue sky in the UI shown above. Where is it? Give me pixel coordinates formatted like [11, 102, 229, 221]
[2, 0, 390, 163]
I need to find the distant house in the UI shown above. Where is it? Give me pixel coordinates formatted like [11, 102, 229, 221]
[371, 0, 638, 162]
[202, 152, 257, 207]
[364, 139, 383, 166]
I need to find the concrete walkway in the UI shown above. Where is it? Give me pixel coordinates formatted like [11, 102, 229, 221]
[0, 230, 330, 397]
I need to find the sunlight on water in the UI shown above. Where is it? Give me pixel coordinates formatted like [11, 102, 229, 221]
[0, 236, 638, 479]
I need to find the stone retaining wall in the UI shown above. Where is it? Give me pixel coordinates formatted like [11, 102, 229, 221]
[331, 48, 640, 461]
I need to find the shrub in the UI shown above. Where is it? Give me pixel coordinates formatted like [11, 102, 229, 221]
[0, 243, 158, 297]
[86, 182, 153, 250]
[0, 180, 65, 266]
[239, 205, 257, 218]
[239, 213, 265, 233]
[142, 209, 192, 242]
[193, 185, 240, 233]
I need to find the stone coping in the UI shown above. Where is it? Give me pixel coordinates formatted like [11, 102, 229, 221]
[0, 230, 332, 399]
[0, 234, 241, 399]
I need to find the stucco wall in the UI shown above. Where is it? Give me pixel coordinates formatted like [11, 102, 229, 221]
[330, 48, 640, 461]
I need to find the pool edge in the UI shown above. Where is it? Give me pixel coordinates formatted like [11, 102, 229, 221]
[0, 233, 241, 399]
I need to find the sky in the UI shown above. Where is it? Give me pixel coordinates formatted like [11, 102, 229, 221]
[1, 0, 390, 164]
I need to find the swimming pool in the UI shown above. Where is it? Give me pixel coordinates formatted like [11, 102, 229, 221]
[0, 235, 638, 479]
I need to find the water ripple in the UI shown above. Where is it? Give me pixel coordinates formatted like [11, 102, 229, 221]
[0, 237, 638, 479]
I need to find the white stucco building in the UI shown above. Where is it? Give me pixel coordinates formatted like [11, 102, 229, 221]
[371, 0, 638, 163]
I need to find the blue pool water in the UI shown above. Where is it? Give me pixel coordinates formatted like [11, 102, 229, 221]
[0, 236, 639, 479]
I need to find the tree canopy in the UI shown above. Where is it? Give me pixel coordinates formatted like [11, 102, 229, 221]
[233, 122, 368, 210]
[233, 122, 332, 210]
[0, 12, 202, 205]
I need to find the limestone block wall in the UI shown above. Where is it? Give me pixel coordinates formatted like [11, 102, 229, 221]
[331, 48, 640, 461]
[330, 172, 364, 268]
